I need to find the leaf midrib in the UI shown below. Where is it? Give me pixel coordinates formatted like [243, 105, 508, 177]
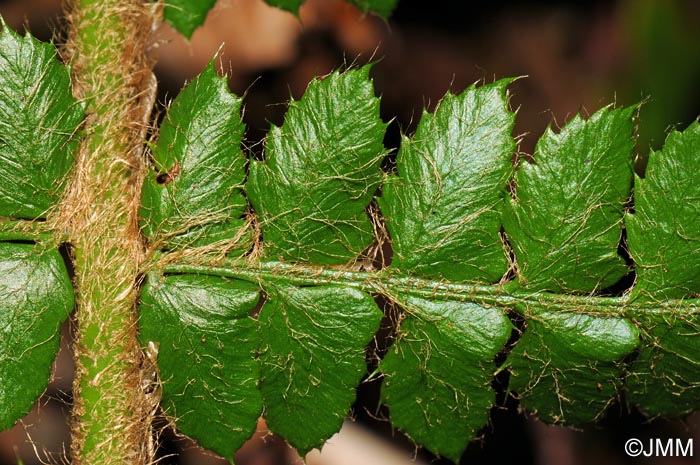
[157, 257, 700, 317]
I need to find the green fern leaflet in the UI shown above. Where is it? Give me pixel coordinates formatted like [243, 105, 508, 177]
[1, 18, 699, 465]
[139, 66, 700, 461]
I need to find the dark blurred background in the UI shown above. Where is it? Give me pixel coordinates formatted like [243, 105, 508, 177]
[0, 0, 699, 464]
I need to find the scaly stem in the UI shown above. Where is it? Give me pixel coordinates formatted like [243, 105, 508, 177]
[60, 1, 155, 463]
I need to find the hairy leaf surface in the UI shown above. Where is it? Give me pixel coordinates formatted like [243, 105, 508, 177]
[628, 121, 700, 299]
[626, 122, 700, 415]
[259, 284, 382, 454]
[508, 307, 639, 424]
[248, 66, 387, 264]
[380, 79, 515, 282]
[502, 106, 638, 424]
[380, 296, 512, 462]
[5, 5, 700, 465]
[140, 62, 249, 250]
[139, 274, 262, 459]
[0, 244, 74, 429]
[376, 80, 516, 458]
[626, 311, 700, 416]
[134, 63, 700, 463]
[0, 24, 84, 219]
[503, 105, 635, 293]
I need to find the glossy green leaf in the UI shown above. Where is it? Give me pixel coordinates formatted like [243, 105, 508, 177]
[259, 284, 382, 454]
[131, 62, 700, 461]
[139, 273, 262, 460]
[0, 244, 74, 429]
[502, 105, 638, 425]
[247, 66, 387, 264]
[0, 23, 84, 219]
[625, 122, 700, 415]
[380, 296, 512, 462]
[627, 121, 700, 299]
[140, 62, 249, 250]
[380, 79, 515, 282]
[503, 105, 636, 293]
[507, 307, 639, 424]
[163, 0, 217, 39]
[626, 311, 700, 416]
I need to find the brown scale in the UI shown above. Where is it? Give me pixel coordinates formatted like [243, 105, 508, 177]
[156, 161, 181, 185]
